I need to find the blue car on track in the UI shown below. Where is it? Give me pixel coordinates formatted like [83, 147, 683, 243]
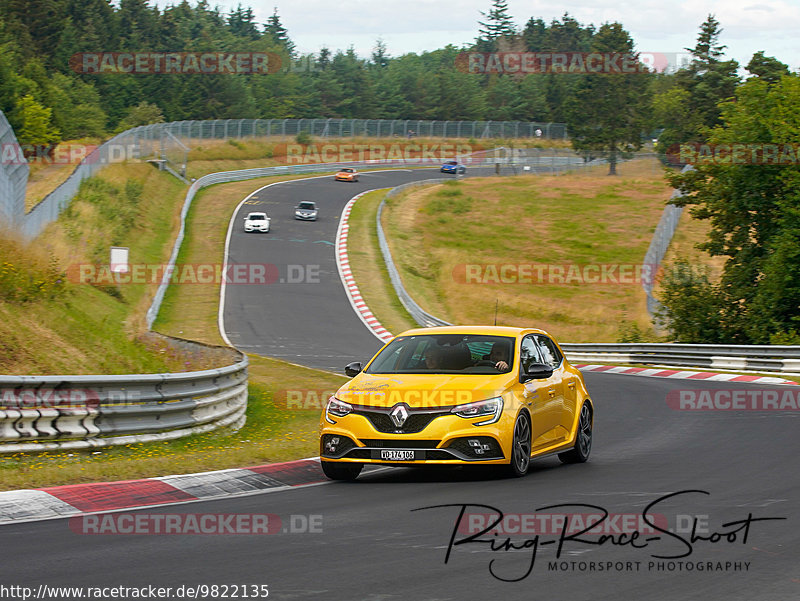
[440, 160, 466, 174]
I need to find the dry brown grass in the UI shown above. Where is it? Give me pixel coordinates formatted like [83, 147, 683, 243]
[381, 158, 670, 342]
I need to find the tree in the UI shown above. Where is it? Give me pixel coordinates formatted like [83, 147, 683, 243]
[476, 0, 516, 51]
[13, 94, 60, 148]
[371, 39, 390, 68]
[263, 7, 295, 56]
[746, 51, 789, 85]
[522, 17, 546, 51]
[655, 15, 739, 153]
[563, 23, 651, 174]
[664, 74, 800, 343]
[227, 4, 259, 40]
[116, 101, 164, 132]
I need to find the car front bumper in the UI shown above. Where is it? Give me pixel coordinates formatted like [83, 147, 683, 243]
[319, 410, 515, 466]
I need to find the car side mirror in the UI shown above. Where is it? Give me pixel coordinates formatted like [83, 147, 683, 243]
[345, 362, 362, 377]
[522, 362, 553, 381]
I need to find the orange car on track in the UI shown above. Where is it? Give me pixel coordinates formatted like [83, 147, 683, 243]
[335, 167, 360, 182]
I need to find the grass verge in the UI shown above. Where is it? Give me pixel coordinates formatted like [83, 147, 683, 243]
[379, 158, 670, 342]
[1, 169, 361, 490]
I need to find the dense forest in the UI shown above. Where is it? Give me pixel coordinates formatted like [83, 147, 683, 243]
[2, 0, 799, 344]
[0, 0, 781, 149]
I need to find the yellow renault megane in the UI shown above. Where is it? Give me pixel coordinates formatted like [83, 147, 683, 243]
[319, 326, 593, 480]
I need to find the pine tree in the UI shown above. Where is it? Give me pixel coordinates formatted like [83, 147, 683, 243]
[264, 8, 295, 56]
[227, 4, 259, 40]
[476, 0, 516, 51]
[371, 39, 389, 68]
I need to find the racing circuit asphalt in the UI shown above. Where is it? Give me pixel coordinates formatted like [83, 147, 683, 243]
[1, 167, 797, 600]
[221, 166, 497, 371]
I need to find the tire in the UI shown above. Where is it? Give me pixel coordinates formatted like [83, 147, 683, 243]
[559, 402, 592, 464]
[321, 461, 363, 481]
[504, 412, 531, 477]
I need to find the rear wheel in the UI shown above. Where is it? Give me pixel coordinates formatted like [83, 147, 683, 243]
[559, 402, 592, 464]
[321, 461, 363, 481]
[504, 412, 531, 477]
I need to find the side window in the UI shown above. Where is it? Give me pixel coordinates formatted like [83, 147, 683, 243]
[536, 335, 563, 368]
[519, 336, 543, 373]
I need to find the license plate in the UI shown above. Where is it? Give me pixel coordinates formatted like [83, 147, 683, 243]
[376, 450, 416, 461]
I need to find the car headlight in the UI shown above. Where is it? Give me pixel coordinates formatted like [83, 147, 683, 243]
[451, 397, 503, 426]
[325, 396, 352, 423]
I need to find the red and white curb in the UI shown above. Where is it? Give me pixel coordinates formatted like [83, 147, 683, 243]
[336, 192, 394, 344]
[0, 458, 384, 525]
[575, 364, 800, 386]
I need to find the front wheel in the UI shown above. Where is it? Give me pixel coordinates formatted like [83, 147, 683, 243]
[504, 412, 531, 477]
[321, 461, 363, 481]
[558, 402, 592, 464]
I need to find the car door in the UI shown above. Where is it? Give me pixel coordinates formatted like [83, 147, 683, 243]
[535, 334, 573, 446]
[515, 335, 562, 452]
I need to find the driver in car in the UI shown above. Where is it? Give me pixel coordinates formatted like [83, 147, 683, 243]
[423, 347, 444, 370]
[487, 342, 510, 372]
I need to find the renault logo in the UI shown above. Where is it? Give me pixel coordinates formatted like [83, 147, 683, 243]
[389, 404, 410, 428]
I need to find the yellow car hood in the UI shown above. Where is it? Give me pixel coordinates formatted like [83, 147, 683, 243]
[336, 372, 514, 409]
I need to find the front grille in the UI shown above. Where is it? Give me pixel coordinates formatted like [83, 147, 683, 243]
[347, 449, 372, 459]
[426, 450, 458, 460]
[342, 448, 457, 461]
[353, 409, 447, 434]
[359, 439, 441, 449]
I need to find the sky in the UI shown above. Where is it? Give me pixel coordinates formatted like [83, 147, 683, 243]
[152, 0, 800, 72]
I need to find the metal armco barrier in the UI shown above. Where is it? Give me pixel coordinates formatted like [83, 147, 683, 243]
[379, 179, 454, 328]
[0, 337, 248, 453]
[559, 343, 800, 374]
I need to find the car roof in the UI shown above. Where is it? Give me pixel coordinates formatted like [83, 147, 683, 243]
[393, 325, 551, 339]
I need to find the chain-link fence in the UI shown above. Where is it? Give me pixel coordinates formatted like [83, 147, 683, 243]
[142, 119, 567, 141]
[641, 165, 692, 318]
[10, 119, 567, 238]
[0, 110, 28, 232]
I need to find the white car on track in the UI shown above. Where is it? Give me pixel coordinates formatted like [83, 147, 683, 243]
[244, 212, 270, 233]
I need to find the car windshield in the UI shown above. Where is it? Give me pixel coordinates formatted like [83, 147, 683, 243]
[248, 214, 266, 220]
[365, 334, 515, 374]
[341, 168, 353, 172]
[298, 202, 315, 209]
[445, 161, 458, 165]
